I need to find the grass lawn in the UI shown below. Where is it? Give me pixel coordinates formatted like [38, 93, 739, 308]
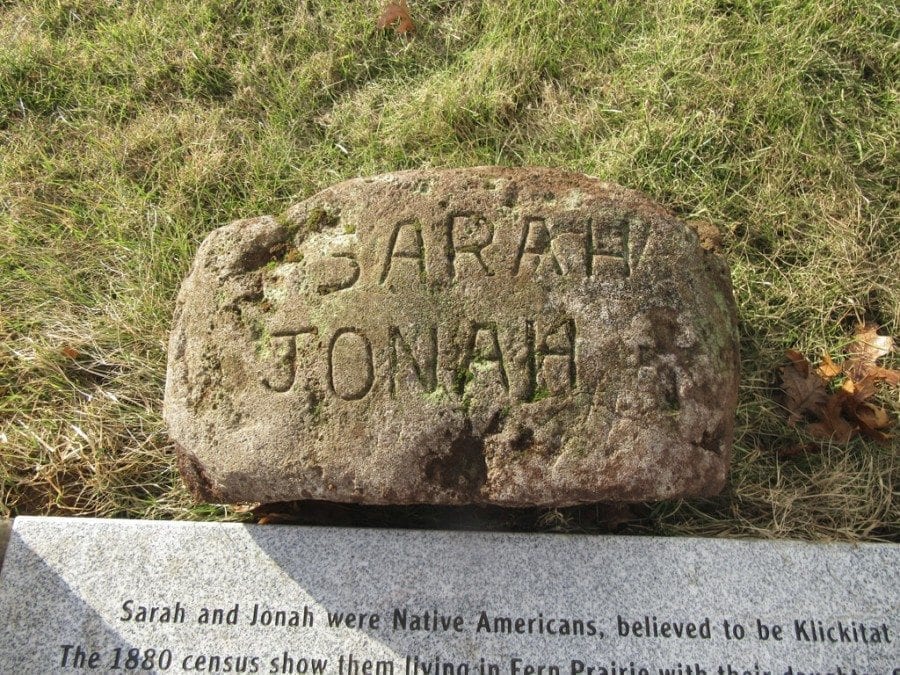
[1, 0, 897, 540]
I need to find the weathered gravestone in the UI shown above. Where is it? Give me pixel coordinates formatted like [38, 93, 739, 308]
[164, 167, 740, 505]
[1, 517, 897, 672]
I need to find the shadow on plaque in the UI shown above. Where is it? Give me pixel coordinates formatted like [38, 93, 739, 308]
[0, 528, 139, 671]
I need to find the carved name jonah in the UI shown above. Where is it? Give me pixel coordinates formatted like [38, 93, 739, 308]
[262, 318, 577, 402]
[164, 167, 740, 506]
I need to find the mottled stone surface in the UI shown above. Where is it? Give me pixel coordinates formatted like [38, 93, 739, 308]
[164, 167, 739, 505]
[1, 517, 898, 672]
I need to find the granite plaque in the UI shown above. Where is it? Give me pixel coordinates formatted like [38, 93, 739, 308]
[0, 517, 896, 673]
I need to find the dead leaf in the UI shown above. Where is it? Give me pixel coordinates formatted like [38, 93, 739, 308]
[817, 352, 842, 378]
[257, 513, 296, 525]
[852, 404, 891, 443]
[846, 323, 896, 382]
[785, 349, 810, 375]
[867, 366, 900, 385]
[780, 352, 829, 425]
[377, 0, 415, 35]
[806, 389, 857, 443]
[841, 375, 878, 403]
[231, 503, 260, 514]
[780, 337, 897, 449]
[855, 403, 891, 430]
[835, 376, 892, 444]
[806, 420, 856, 444]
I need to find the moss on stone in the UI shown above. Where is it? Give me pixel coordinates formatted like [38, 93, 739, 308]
[530, 386, 550, 402]
[423, 386, 452, 406]
[275, 212, 301, 239]
[306, 205, 339, 234]
[283, 248, 303, 263]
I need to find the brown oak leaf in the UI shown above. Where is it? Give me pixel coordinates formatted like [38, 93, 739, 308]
[780, 334, 896, 448]
[805, 390, 855, 444]
[377, 0, 415, 35]
[781, 351, 829, 426]
[853, 402, 891, 442]
[838, 375, 892, 443]
[846, 323, 897, 383]
[817, 352, 842, 378]
[840, 375, 878, 403]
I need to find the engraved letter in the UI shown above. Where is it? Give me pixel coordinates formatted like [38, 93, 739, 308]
[524, 319, 576, 399]
[457, 322, 509, 394]
[327, 328, 375, 400]
[513, 216, 562, 277]
[447, 213, 495, 278]
[380, 220, 424, 285]
[261, 327, 318, 393]
[588, 214, 646, 277]
[388, 326, 438, 396]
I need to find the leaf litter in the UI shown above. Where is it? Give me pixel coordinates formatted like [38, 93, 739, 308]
[780, 323, 898, 454]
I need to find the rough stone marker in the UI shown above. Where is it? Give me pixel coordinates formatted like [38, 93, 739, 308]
[0, 517, 897, 672]
[165, 167, 740, 505]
